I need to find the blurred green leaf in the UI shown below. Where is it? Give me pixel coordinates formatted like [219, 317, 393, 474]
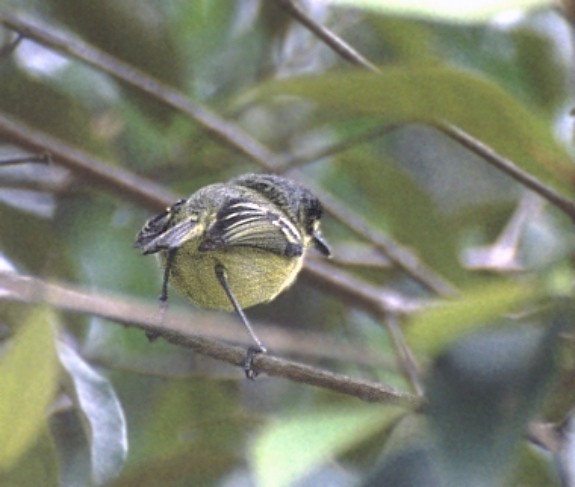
[513, 443, 560, 486]
[0, 428, 60, 487]
[254, 66, 574, 196]
[361, 446, 438, 487]
[0, 68, 103, 154]
[337, 152, 464, 281]
[366, 15, 439, 64]
[0, 195, 68, 275]
[47, 0, 185, 122]
[108, 446, 236, 487]
[253, 405, 404, 487]
[510, 27, 566, 114]
[133, 381, 239, 461]
[427, 323, 559, 486]
[58, 341, 128, 486]
[0, 307, 58, 472]
[327, 0, 552, 23]
[406, 280, 536, 355]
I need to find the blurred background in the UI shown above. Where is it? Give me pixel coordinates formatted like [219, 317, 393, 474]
[2, 1, 575, 486]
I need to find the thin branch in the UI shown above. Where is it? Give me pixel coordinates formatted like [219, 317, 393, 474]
[0, 30, 21, 58]
[0, 272, 395, 369]
[385, 313, 424, 396]
[304, 259, 429, 317]
[275, 0, 380, 72]
[463, 192, 544, 271]
[302, 183, 459, 297]
[0, 151, 50, 166]
[0, 112, 177, 211]
[0, 272, 420, 406]
[277, 123, 402, 172]
[435, 122, 575, 223]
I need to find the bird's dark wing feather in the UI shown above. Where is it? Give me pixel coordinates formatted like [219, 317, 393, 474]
[199, 200, 303, 257]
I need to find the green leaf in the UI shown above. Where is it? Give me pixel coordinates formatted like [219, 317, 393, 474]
[254, 66, 573, 197]
[58, 342, 128, 486]
[1, 428, 60, 487]
[0, 307, 59, 472]
[252, 406, 404, 487]
[428, 324, 559, 486]
[327, 0, 552, 23]
[406, 280, 536, 355]
[336, 153, 464, 281]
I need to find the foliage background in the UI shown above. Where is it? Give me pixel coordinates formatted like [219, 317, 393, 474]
[1, 0, 575, 486]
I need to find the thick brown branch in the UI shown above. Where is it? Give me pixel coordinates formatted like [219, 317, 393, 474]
[0, 272, 421, 406]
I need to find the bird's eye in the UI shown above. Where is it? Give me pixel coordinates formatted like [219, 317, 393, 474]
[302, 197, 322, 233]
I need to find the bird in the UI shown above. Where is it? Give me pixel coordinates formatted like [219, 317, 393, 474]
[135, 173, 331, 378]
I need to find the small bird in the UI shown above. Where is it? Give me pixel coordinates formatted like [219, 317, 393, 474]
[135, 173, 331, 378]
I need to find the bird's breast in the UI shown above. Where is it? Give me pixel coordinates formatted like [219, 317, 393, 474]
[162, 245, 304, 311]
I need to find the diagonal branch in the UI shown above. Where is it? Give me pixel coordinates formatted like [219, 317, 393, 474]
[275, 0, 380, 72]
[303, 190, 459, 297]
[277, 123, 402, 171]
[0, 112, 177, 211]
[0, 272, 421, 406]
[435, 122, 575, 223]
[0, 29, 22, 58]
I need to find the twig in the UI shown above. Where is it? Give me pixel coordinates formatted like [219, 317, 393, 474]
[0, 113, 177, 210]
[385, 313, 424, 396]
[0, 152, 50, 166]
[0, 272, 420, 406]
[0, 30, 21, 58]
[435, 122, 575, 223]
[463, 192, 544, 271]
[277, 123, 401, 171]
[303, 183, 459, 297]
[275, 0, 380, 72]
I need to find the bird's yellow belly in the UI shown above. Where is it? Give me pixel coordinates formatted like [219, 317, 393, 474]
[163, 246, 303, 311]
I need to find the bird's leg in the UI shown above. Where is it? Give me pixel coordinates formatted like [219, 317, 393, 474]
[214, 263, 266, 379]
[148, 249, 177, 341]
